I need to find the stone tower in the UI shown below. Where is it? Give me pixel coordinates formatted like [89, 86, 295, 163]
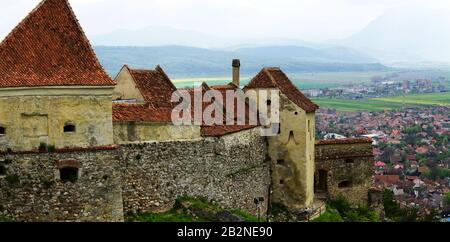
[0, 0, 116, 151]
[245, 67, 319, 210]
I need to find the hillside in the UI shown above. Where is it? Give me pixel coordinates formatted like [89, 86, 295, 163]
[94, 45, 387, 77]
[340, 7, 450, 62]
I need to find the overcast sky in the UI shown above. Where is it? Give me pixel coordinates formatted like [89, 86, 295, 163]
[1, 0, 450, 42]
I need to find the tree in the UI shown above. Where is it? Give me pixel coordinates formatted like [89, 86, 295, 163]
[382, 189, 420, 222]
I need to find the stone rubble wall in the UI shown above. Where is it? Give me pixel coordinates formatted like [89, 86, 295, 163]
[0, 127, 270, 221]
[118, 127, 270, 216]
[315, 142, 374, 204]
[0, 149, 123, 222]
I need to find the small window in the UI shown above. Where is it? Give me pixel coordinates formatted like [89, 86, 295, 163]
[59, 167, 79, 183]
[0, 164, 6, 176]
[267, 100, 272, 106]
[0, 127, 5, 135]
[280, 180, 285, 185]
[64, 124, 76, 133]
[277, 159, 285, 165]
[338, 181, 352, 188]
[294, 112, 298, 115]
[345, 158, 354, 164]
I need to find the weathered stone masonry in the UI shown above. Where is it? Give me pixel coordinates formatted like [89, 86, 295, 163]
[314, 138, 374, 204]
[0, 128, 270, 221]
[119, 127, 269, 215]
[0, 147, 123, 222]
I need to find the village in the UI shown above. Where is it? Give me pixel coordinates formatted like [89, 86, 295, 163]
[304, 78, 447, 99]
[316, 105, 450, 220]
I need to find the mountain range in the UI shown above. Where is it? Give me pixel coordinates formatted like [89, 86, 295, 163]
[92, 7, 450, 77]
[94, 45, 386, 78]
[338, 7, 450, 62]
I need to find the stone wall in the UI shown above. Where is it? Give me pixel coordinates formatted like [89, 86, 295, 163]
[315, 139, 374, 204]
[113, 122, 201, 143]
[0, 90, 114, 152]
[0, 127, 269, 221]
[118, 127, 270, 216]
[263, 91, 316, 210]
[0, 147, 123, 222]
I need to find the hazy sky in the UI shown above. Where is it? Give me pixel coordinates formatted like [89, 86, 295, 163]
[1, 0, 450, 42]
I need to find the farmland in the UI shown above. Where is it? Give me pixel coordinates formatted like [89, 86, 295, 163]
[172, 71, 395, 89]
[313, 92, 449, 112]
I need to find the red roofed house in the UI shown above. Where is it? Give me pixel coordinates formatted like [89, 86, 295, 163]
[0, 0, 115, 151]
[112, 65, 201, 142]
[245, 67, 320, 209]
[375, 175, 401, 187]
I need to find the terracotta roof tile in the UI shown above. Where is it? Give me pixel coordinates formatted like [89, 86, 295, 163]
[245, 67, 319, 112]
[125, 65, 176, 108]
[0, 0, 114, 88]
[375, 175, 400, 186]
[182, 83, 259, 137]
[112, 104, 172, 123]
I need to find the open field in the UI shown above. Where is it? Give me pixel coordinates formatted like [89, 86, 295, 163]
[172, 71, 396, 89]
[373, 93, 450, 106]
[172, 77, 251, 88]
[312, 98, 405, 112]
[313, 92, 450, 112]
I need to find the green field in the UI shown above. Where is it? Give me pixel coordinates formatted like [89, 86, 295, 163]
[313, 92, 450, 112]
[374, 93, 450, 106]
[172, 71, 395, 89]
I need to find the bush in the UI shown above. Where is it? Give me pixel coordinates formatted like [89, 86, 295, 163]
[127, 196, 258, 222]
[314, 195, 380, 222]
[312, 208, 344, 222]
[444, 193, 450, 206]
[38, 142, 47, 152]
[6, 174, 19, 185]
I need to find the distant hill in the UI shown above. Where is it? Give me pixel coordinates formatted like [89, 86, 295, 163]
[339, 7, 450, 62]
[94, 45, 387, 78]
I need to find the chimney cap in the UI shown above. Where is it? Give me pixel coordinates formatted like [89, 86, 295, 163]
[232, 59, 241, 67]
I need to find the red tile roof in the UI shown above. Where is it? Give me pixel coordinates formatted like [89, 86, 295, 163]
[245, 67, 319, 112]
[125, 65, 177, 108]
[0, 0, 114, 88]
[112, 104, 172, 123]
[203, 83, 259, 137]
[182, 82, 259, 137]
[375, 175, 400, 186]
[316, 137, 373, 145]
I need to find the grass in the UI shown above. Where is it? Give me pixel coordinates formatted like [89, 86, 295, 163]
[0, 216, 13, 222]
[312, 195, 380, 222]
[373, 92, 450, 106]
[172, 77, 250, 89]
[172, 71, 395, 89]
[312, 98, 404, 112]
[127, 196, 259, 222]
[313, 92, 450, 112]
[311, 208, 344, 222]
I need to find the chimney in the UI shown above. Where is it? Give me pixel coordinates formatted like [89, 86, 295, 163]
[232, 59, 240, 87]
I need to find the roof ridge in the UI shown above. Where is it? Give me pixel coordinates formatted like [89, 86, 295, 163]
[0, 0, 114, 87]
[155, 65, 177, 91]
[0, 0, 50, 47]
[61, 0, 108, 79]
[262, 68, 278, 86]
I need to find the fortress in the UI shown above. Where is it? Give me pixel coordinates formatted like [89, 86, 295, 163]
[0, 0, 374, 221]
